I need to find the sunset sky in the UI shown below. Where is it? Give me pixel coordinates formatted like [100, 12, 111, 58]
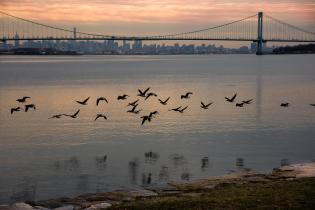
[1, 0, 315, 38]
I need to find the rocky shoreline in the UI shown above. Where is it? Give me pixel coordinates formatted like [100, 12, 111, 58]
[1, 162, 315, 210]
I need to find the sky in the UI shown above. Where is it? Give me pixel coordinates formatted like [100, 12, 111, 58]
[1, 0, 315, 46]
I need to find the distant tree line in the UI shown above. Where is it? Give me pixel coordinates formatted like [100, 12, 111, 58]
[273, 44, 315, 54]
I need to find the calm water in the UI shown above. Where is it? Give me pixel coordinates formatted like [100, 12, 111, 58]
[0, 54, 314, 204]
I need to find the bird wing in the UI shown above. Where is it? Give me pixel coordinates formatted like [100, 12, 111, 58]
[231, 93, 237, 101]
[83, 97, 90, 103]
[141, 117, 147, 125]
[96, 98, 101, 106]
[206, 102, 213, 107]
[131, 104, 137, 112]
[25, 105, 29, 112]
[181, 106, 188, 112]
[73, 109, 80, 117]
[201, 102, 206, 107]
[143, 87, 150, 94]
[165, 97, 170, 102]
[95, 115, 100, 121]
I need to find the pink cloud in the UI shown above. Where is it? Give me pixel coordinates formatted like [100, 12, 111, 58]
[1, 0, 314, 34]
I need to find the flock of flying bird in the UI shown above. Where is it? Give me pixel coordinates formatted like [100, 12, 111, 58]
[10, 87, 315, 125]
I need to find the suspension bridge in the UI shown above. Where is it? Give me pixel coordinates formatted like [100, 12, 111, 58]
[1, 11, 315, 55]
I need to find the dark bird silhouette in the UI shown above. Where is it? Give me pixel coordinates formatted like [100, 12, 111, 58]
[179, 106, 188, 113]
[141, 115, 152, 125]
[16, 96, 30, 103]
[201, 102, 213, 109]
[138, 87, 150, 97]
[95, 114, 107, 121]
[127, 104, 142, 114]
[281, 102, 290, 107]
[310, 104, 315, 107]
[145, 92, 157, 100]
[181, 92, 193, 99]
[236, 102, 244, 107]
[11, 107, 21, 114]
[96, 97, 108, 106]
[128, 99, 139, 107]
[76, 97, 90, 105]
[149, 111, 159, 118]
[65, 109, 80, 118]
[158, 97, 170, 105]
[242, 99, 253, 104]
[48, 114, 66, 119]
[25, 104, 36, 112]
[169, 106, 182, 112]
[225, 93, 237, 102]
[117, 94, 129, 100]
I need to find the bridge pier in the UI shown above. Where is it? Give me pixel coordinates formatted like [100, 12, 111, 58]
[256, 12, 264, 55]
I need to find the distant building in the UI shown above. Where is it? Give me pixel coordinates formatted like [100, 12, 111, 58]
[14, 33, 20, 48]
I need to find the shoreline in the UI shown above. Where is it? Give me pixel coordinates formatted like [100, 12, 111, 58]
[1, 161, 315, 210]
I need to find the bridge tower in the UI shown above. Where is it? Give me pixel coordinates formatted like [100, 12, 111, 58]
[73, 27, 77, 39]
[256, 12, 264, 55]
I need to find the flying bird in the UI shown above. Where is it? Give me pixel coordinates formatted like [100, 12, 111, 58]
[280, 102, 290, 107]
[149, 111, 159, 118]
[16, 96, 31, 103]
[11, 107, 21, 114]
[242, 99, 253, 104]
[138, 87, 150, 97]
[158, 97, 170, 105]
[128, 99, 139, 107]
[201, 102, 213, 109]
[179, 106, 188, 113]
[117, 94, 129, 100]
[141, 115, 152, 125]
[181, 92, 193, 99]
[127, 104, 141, 114]
[236, 102, 244, 107]
[145, 92, 157, 100]
[96, 97, 108, 106]
[169, 106, 182, 112]
[76, 97, 90, 105]
[25, 104, 36, 112]
[225, 93, 237, 102]
[65, 109, 80, 118]
[48, 114, 65, 119]
[95, 114, 107, 121]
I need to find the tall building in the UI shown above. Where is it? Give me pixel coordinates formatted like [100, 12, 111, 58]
[133, 40, 142, 50]
[14, 33, 20, 48]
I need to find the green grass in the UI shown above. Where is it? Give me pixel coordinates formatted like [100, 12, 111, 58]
[107, 177, 315, 210]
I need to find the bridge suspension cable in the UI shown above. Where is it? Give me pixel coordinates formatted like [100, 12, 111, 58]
[150, 14, 258, 41]
[263, 14, 315, 42]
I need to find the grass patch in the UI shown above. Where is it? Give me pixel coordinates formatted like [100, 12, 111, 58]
[107, 177, 315, 210]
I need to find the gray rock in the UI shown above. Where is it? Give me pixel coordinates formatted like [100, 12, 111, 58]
[34, 206, 52, 210]
[83, 202, 111, 210]
[54, 206, 74, 210]
[1, 203, 36, 210]
[127, 189, 158, 198]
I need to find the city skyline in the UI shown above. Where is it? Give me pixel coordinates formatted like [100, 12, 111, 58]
[1, 0, 315, 48]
